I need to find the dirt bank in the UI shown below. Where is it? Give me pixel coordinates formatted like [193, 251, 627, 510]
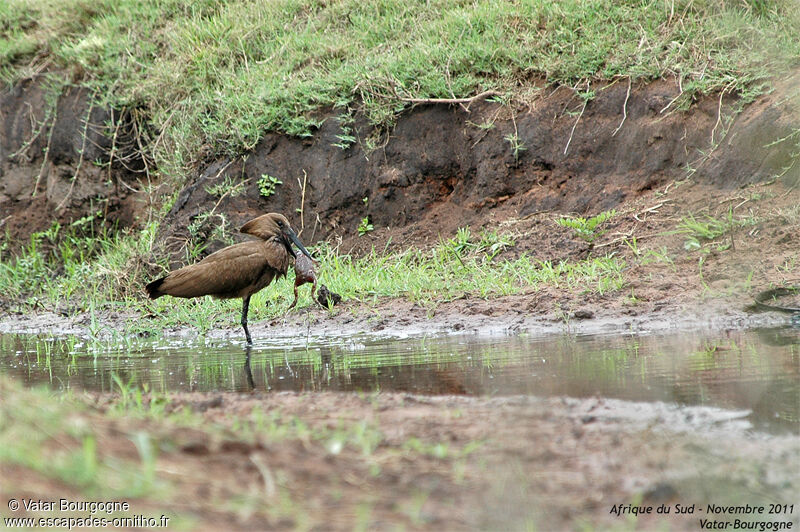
[155, 76, 800, 266]
[0, 80, 148, 244]
[4, 29, 800, 530]
[3, 75, 799, 261]
[4, 77, 799, 344]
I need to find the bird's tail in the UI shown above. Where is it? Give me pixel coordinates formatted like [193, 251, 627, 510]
[145, 277, 166, 299]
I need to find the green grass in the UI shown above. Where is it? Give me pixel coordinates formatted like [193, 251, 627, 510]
[1, 0, 798, 180]
[0, 217, 159, 309]
[1, 0, 796, 332]
[0, 372, 479, 529]
[0, 221, 627, 334]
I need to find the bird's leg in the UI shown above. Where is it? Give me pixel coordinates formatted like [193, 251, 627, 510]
[241, 295, 253, 345]
[288, 284, 299, 310]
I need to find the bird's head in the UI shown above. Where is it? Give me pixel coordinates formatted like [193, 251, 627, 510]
[240, 213, 313, 260]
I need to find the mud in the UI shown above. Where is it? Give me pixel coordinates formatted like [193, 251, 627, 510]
[3, 384, 797, 531]
[0, 294, 791, 344]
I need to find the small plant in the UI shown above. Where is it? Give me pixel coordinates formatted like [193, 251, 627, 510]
[678, 209, 758, 252]
[449, 227, 472, 256]
[358, 217, 374, 236]
[476, 229, 515, 259]
[446, 227, 514, 259]
[487, 93, 512, 105]
[364, 134, 380, 153]
[504, 132, 526, 162]
[187, 212, 233, 260]
[624, 236, 641, 257]
[258, 174, 282, 198]
[556, 209, 617, 244]
[332, 131, 356, 150]
[332, 113, 357, 150]
[467, 119, 495, 131]
[205, 176, 246, 198]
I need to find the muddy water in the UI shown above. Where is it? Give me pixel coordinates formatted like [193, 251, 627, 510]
[1, 327, 798, 433]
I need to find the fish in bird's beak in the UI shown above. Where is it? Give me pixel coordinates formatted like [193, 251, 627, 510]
[282, 225, 313, 260]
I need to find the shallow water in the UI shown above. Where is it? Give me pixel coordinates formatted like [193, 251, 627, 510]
[1, 327, 798, 433]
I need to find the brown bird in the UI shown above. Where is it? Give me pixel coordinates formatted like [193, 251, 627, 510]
[145, 213, 313, 344]
[288, 251, 318, 310]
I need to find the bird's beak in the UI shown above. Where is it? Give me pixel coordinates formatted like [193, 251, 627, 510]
[283, 226, 313, 260]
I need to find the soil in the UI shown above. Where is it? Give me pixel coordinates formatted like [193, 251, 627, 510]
[3, 75, 800, 530]
[0, 80, 147, 243]
[2, 385, 798, 531]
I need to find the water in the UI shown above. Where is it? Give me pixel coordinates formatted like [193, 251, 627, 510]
[1, 327, 798, 433]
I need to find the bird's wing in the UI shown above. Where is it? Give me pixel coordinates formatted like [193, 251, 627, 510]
[158, 242, 272, 299]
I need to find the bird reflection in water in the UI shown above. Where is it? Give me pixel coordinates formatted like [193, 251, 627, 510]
[243, 345, 255, 390]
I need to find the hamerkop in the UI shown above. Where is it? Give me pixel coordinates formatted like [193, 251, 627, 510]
[145, 213, 313, 344]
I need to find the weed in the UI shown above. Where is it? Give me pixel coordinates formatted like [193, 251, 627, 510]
[332, 122, 357, 149]
[556, 209, 617, 244]
[504, 132, 527, 162]
[678, 209, 758, 251]
[258, 174, 282, 198]
[0, 376, 168, 499]
[131, 431, 158, 494]
[357, 217, 374, 236]
[468, 118, 496, 130]
[186, 211, 233, 260]
[205, 176, 246, 198]
[624, 236, 641, 257]
[477, 229, 515, 259]
[638, 246, 676, 271]
[447, 227, 515, 260]
[448, 227, 473, 256]
[111, 372, 137, 409]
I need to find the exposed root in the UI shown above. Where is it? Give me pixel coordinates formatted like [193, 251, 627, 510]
[564, 95, 588, 155]
[297, 169, 308, 236]
[710, 83, 734, 146]
[399, 90, 503, 109]
[612, 77, 631, 137]
[32, 108, 57, 198]
[56, 97, 94, 212]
